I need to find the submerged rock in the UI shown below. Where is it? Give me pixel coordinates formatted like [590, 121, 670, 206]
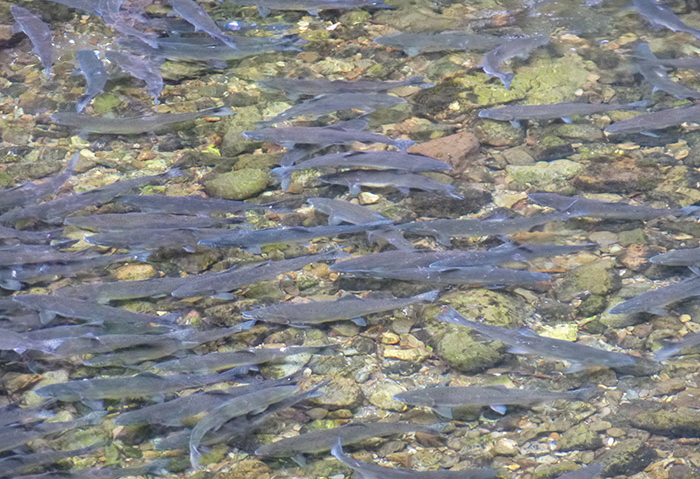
[204, 168, 269, 200]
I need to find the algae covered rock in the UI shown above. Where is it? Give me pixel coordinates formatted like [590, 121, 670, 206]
[434, 327, 504, 373]
[631, 406, 700, 437]
[557, 424, 603, 451]
[555, 258, 620, 302]
[204, 168, 268, 200]
[506, 160, 584, 191]
[443, 289, 527, 328]
[597, 438, 656, 476]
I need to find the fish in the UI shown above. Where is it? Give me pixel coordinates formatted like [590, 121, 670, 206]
[169, 0, 238, 49]
[436, 307, 642, 373]
[397, 212, 572, 246]
[105, 50, 164, 103]
[0, 411, 105, 454]
[115, 193, 275, 215]
[555, 464, 605, 479]
[632, 0, 700, 39]
[189, 385, 300, 469]
[115, 375, 296, 426]
[0, 404, 53, 428]
[260, 76, 432, 99]
[527, 192, 685, 220]
[481, 35, 549, 89]
[0, 153, 77, 212]
[649, 247, 700, 266]
[330, 250, 473, 274]
[75, 50, 109, 112]
[0, 443, 101, 477]
[0, 328, 63, 354]
[84, 227, 241, 250]
[12, 294, 178, 326]
[308, 197, 415, 250]
[0, 225, 60, 244]
[604, 103, 700, 135]
[65, 212, 238, 231]
[263, 92, 406, 124]
[241, 290, 439, 326]
[374, 31, 504, 57]
[608, 274, 700, 316]
[18, 459, 171, 479]
[10, 5, 53, 78]
[394, 385, 595, 415]
[35, 368, 247, 402]
[273, 150, 450, 191]
[0, 169, 181, 223]
[224, 0, 393, 17]
[50, 106, 234, 136]
[331, 439, 498, 479]
[243, 124, 415, 151]
[429, 243, 597, 268]
[0, 245, 94, 267]
[634, 43, 700, 100]
[318, 169, 462, 198]
[55, 275, 191, 303]
[255, 422, 439, 457]
[636, 56, 700, 72]
[81, 340, 187, 367]
[154, 345, 329, 373]
[479, 100, 651, 127]
[655, 330, 700, 361]
[343, 265, 551, 286]
[197, 221, 392, 253]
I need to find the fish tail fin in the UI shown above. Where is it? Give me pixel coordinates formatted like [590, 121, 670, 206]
[571, 387, 599, 401]
[393, 138, 415, 151]
[654, 340, 681, 361]
[207, 106, 235, 117]
[626, 100, 652, 109]
[680, 205, 700, 218]
[271, 166, 294, 191]
[414, 289, 441, 303]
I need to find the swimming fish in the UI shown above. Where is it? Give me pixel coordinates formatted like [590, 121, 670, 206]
[75, 50, 109, 112]
[481, 35, 549, 89]
[10, 5, 54, 78]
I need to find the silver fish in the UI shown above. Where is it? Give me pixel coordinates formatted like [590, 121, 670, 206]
[10, 5, 53, 78]
[635, 43, 700, 100]
[604, 103, 700, 135]
[633, 0, 700, 39]
[225, 0, 392, 17]
[436, 307, 642, 373]
[263, 92, 406, 124]
[308, 197, 415, 250]
[260, 76, 432, 98]
[50, 106, 234, 136]
[241, 290, 439, 326]
[331, 440, 498, 479]
[0, 245, 93, 267]
[0, 411, 105, 454]
[35, 369, 246, 402]
[318, 169, 462, 198]
[0, 328, 62, 354]
[429, 243, 597, 268]
[115, 193, 275, 215]
[243, 124, 414, 150]
[479, 100, 651, 127]
[397, 212, 572, 246]
[0, 443, 101, 477]
[84, 227, 239, 250]
[527, 192, 684, 220]
[346, 265, 550, 286]
[481, 35, 549, 89]
[169, 0, 237, 48]
[649, 247, 700, 266]
[105, 50, 164, 103]
[609, 274, 700, 316]
[197, 221, 392, 253]
[0, 404, 53, 428]
[655, 330, 700, 361]
[555, 464, 604, 479]
[65, 212, 237, 231]
[55, 275, 190, 303]
[190, 385, 300, 469]
[75, 50, 109, 112]
[255, 422, 439, 457]
[374, 31, 503, 57]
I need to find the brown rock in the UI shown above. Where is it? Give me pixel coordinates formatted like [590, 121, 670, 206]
[573, 158, 662, 193]
[407, 130, 479, 174]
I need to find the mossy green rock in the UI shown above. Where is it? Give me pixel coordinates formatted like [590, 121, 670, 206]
[631, 406, 700, 437]
[557, 424, 603, 451]
[220, 106, 263, 157]
[507, 160, 584, 191]
[204, 168, 268, 200]
[597, 439, 656, 476]
[476, 119, 525, 147]
[443, 289, 526, 328]
[434, 326, 503, 373]
[555, 259, 620, 302]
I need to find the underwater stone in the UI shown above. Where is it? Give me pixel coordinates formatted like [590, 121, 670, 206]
[433, 326, 503, 374]
[597, 438, 656, 476]
[573, 158, 661, 193]
[309, 377, 363, 409]
[476, 119, 525, 147]
[407, 130, 480, 174]
[204, 168, 268, 200]
[555, 259, 620, 302]
[367, 381, 407, 412]
[113, 264, 157, 281]
[557, 424, 603, 451]
[506, 160, 584, 191]
[443, 289, 526, 328]
[631, 406, 700, 437]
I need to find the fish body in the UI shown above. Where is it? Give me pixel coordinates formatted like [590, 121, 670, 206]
[243, 125, 414, 150]
[189, 385, 300, 468]
[0, 404, 53, 428]
[255, 422, 438, 456]
[633, 0, 700, 39]
[105, 50, 164, 103]
[397, 213, 571, 246]
[242, 290, 439, 325]
[225, 0, 392, 16]
[555, 464, 604, 479]
[655, 330, 700, 361]
[331, 440, 498, 479]
[430, 243, 597, 268]
[436, 307, 641, 372]
[264, 93, 405, 123]
[55, 275, 190, 303]
[65, 212, 236, 231]
[10, 5, 53, 78]
[479, 100, 650, 126]
[116, 193, 273, 215]
[527, 192, 682, 219]
[260, 76, 432, 98]
[635, 43, 700, 100]
[0, 443, 99, 476]
[352, 266, 550, 285]
[319, 169, 462, 198]
[169, 0, 238, 48]
[0, 412, 104, 454]
[85, 227, 239, 250]
[649, 247, 700, 266]
[481, 35, 549, 89]
[375, 31, 503, 56]
[0, 245, 91, 267]
[50, 106, 234, 136]
[75, 50, 109, 113]
[604, 103, 700, 134]
[609, 274, 700, 315]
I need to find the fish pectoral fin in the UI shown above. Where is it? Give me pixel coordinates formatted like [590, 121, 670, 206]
[432, 406, 453, 419]
[509, 120, 521, 128]
[350, 317, 367, 326]
[212, 292, 236, 300]
[490, 404, 507, 415]
[506, 346, 530, 354]
[257, 5, 271, 17]
[81, 399, 104, 410]
[561, 117, 573, 123]
[564, 362, 585, 373]
[39, 310, 57, 325]
[291, 454, 307, 467]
